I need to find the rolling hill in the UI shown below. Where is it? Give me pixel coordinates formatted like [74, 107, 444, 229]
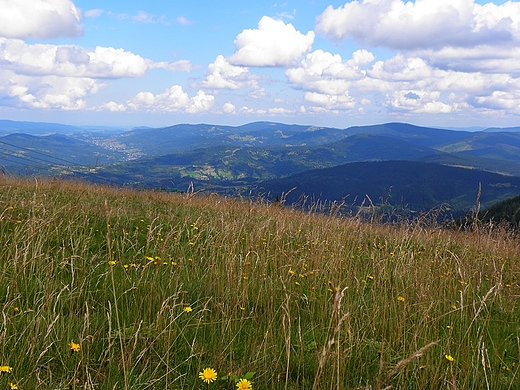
[254, 160, 520, 216]
[0, 133, 128, 175]
[4, 119, 520, 218]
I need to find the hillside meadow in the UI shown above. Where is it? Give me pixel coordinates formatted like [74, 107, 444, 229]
[0, 176, 519, 389]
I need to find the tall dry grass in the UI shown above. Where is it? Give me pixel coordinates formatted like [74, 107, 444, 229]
[0, 176, 518, 389]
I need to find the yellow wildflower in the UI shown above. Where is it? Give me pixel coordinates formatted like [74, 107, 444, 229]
[9, 383, 18, 389]
[183, 306, 192, 313]
[69, 342, 80, 352]
[236, 378, 253, 389]
[199, 367, 218, 384]
[0, 366, 13, 374]
[445, 354, 454, 362]
[108, 260, 116, 265]
[397, 296, 405, 302]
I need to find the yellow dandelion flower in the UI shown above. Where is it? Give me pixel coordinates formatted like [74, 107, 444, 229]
[108, 260, 116, 265]
[0, 366, 13, 374]
[183, 306, 192, 313]
[69, 342, 80, 352]
[199, 367, 217, 384]
[445, 354, 454, 362]
[236, 378, 253, 390]
[145, 256, 154, 261]
[397, 296, 405, 302]
[13, 307, 19, 314]
[9, 383, 18, 389]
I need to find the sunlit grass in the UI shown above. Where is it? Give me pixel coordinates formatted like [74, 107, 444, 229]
[0, 176, 518, 389]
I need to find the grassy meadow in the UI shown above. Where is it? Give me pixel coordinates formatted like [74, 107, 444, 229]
[0, 176, 519, 389]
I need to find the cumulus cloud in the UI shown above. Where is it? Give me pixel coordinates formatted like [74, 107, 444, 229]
[284, 45, 520, 116]
[0, 70, 102, 110]
[0, 37, 193, 111]
[268, 107, 296, 115]
[222, 102, 236, 114]
[389, 90, 454, 113]
[0, 0, 83, 40]
[286, 49, 374, 96]
[316, 0, 519, 50]
[305, 91, 356, 109]
[0, 38, 192, 79]
[473, 91, 520, 110]
[228, 16, 314, 67]
[101, 101, 127, 112]
[200, 55, 265, 98]
[127, 86, 214, 113]
[415, 46, 520, 75]
[202, 55, 251, 89]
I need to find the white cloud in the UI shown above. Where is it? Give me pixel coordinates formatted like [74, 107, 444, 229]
[389, 90, 454, 113]
[127, 86, 214, 113]
[229, 16, 314, 67]
[187, 90, 215, 113]
[133, 11, 155, 23]
[88, 46, 150, 78]
[415, 46, 520, 75]
[473, 91, 520, 110]
[176, 16, 193, 26]
[0, 37, 193, 111]
[0, 0, 83, 40]
[316, 0, 520, 50]
[101, 101, 127, 112]
[202, 55, 251, 89]
[305, 91, 356, 109]
[0, 71, 102, 110]
[0, 38, 192, 79]
[286, 49, 373, 96]
[268, 107, 296, 115]
[85, 9, 104, 18]
[149, 59, 193, 72]
[200, 55, 265, 99]
[222, 102, 236, 114]
[285, 45, 520, 116]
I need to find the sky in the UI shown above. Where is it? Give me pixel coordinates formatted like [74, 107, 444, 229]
[1, 0, 520, 129]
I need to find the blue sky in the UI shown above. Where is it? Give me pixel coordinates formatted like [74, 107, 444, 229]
[0, 0, 519, 128]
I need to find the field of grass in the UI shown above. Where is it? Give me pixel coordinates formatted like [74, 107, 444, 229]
[0, 176, 518, 389]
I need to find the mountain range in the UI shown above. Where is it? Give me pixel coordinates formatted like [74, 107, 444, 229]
[3, 119, 520, 218]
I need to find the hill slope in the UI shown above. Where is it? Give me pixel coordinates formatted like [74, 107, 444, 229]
[256, 160, 520, 215]
[0, 176, 518, 389]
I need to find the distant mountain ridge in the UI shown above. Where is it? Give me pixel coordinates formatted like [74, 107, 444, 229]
[3, 119, 520, 218]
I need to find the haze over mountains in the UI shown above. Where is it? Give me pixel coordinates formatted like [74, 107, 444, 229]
[3, 119, 520, 218]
